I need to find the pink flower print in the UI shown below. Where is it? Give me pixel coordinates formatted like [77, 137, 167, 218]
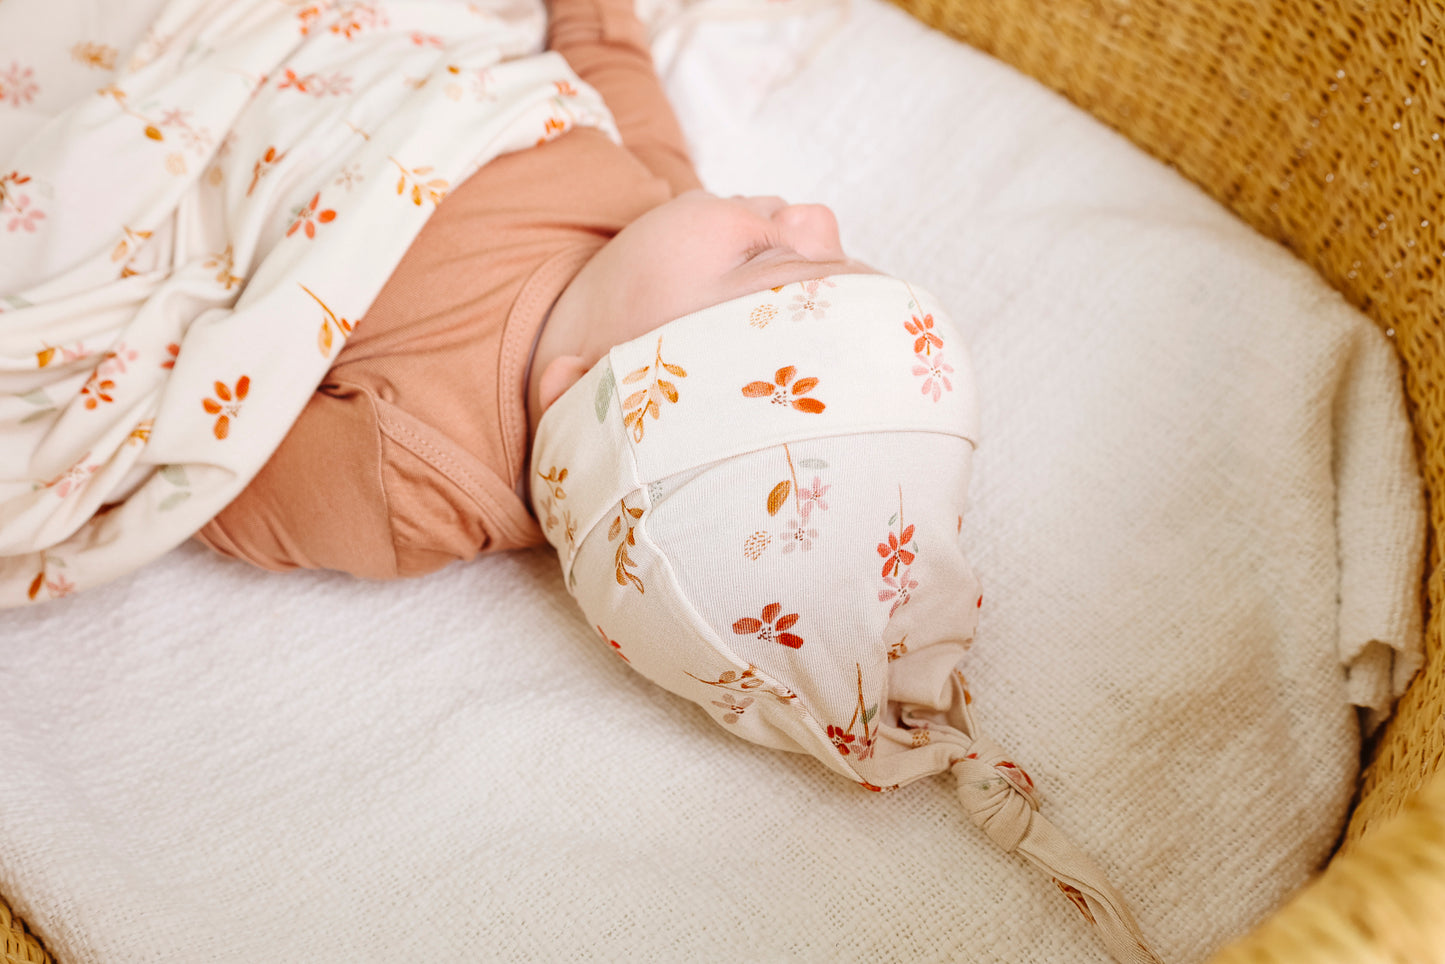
[878, 569, 918, 616]
[410, 32, 444, 47]
[6, 194, 44, 232]
[827, 724, 856, 756]
[45, 574, 76, 599]
[790, 289, 829, 321]
[779, 518, 817, 553]
[732, 602, 804, 649]
[797, 477, 830, 521]
[47, 458, 98, 498]
[1, 63, 39, 107]
[912, 351, 955, 402]
[333, 163, 364, 191]
[711, 695, 754, 725]
[317, 73, 352, 97]
[99, 345, 140, 376]
[905, 313, 943, 355]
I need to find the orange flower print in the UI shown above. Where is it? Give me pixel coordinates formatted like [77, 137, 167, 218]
[731, 602, 803, 649]
[741, 366, 825, 414]
[827, 724, 856, 755]
[161, 343, 180, 370]
[287, 192, 336, 238]
[877, 525, 915, 578]
[912, 351, 955, 402]
[80, 373, 116, 409]
[296, 5, 324, 34]
[279, 68, 351, 97]
[535, 115, 567, 146]
[905, 313, 943, 355]
[877, 486, 915, 578]
[278, 68, 314, 93]
[826, 664, 879, 760]
[331, 3, 388, 39]
[202, 375, 250, 439]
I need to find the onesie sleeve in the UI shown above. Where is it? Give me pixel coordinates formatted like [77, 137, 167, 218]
[195, 382, 401, 580]
[547, 0, 702, 196]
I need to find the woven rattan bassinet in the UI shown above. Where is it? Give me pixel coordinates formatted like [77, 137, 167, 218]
[5, 0, 1443, 961]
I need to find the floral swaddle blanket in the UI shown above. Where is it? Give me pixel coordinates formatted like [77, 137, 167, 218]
[531, 273, 1165, 964]
[0, 0, 615, 607]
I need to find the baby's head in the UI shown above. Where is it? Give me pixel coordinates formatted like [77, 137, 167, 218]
[530, 269, 980, 784]
[529, 272, 1164, 963]
[527, 190, 878, 434]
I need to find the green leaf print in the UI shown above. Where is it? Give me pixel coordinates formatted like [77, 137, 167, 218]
[158, 491, 190, 512]
[594, 366, 615, 424]
[160, 464, 188, 487]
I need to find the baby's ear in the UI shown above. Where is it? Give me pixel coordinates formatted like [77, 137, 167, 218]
[537, 354, 591, 414]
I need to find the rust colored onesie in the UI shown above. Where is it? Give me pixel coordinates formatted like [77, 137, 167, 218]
[196, 0, 700, 579]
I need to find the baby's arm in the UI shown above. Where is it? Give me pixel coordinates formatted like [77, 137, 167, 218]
[547, 0, 701, 196]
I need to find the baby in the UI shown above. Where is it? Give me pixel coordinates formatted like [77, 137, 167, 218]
[195, 0, 872, 577]
[192, 3, 1160, 959]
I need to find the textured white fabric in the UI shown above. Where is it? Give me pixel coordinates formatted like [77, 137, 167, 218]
[0, 0, 615, 606]
[0, 1, 1426, 963]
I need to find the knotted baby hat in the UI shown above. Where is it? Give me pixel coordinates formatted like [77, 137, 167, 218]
[531, 274, 1163, 964]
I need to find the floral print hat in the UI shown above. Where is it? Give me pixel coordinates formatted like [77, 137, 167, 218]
[531, 273, 1162, 964]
